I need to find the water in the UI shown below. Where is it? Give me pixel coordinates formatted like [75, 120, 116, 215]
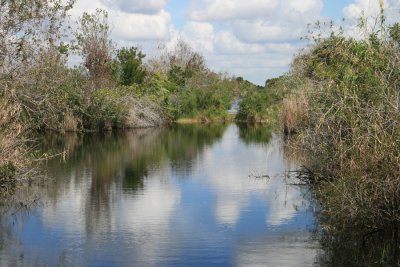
[0, 123, 320, 266]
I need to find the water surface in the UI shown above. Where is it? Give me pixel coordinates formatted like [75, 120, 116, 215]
[0, 123, 319, 266]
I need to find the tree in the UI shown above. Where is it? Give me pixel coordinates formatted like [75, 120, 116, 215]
[116, 47, 146, 86]
[74, 9, 113, 89]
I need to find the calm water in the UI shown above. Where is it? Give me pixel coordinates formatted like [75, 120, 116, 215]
[0, 123, 320, 266]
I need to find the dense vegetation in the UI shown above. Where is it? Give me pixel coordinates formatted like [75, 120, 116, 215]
[0, 2, 255, 193]
[292, 22, 399, 230]
[278, 11, 400, 264]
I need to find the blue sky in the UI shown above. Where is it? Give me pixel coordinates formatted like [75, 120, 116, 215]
[70, 0, 399, 85]
[322, 0, 353, 19]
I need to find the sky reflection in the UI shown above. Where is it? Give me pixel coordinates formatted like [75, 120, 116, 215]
[0, 123, 318, 266]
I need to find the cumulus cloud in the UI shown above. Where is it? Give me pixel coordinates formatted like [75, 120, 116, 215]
[344, 0, 400, 23]
[100, 0, 168, 14]
[190, 0, 322, 21]
[112, 10, 173, 41]
[188, 0, 322, 42]
[70, 0, 174, 42]
[189, 0, 279, 21]
[175, 0, 324, 83]
[182, 22, 215, 53]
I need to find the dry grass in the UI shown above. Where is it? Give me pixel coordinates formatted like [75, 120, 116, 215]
[282, 91, 309, 134]
[0, 97, 29, 195]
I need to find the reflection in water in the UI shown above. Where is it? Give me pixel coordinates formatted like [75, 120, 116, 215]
[0, 123, 319, 266]
[237, 123, 273, 145]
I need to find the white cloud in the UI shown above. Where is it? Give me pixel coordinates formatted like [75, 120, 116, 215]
[232, 20, 304, 43]
[182, 22, 215, 53]
[100, 0, 168, 14]
[189, 0, 279, 21]
[189, 0, 322, 21]
[180, 0, 323, 83]
[343, 0, 382, 21]
[112, 10, 173, 41]
[214, 32, 266, 54]
[188, 0, 322, 44]
[70, 0, 175, 42]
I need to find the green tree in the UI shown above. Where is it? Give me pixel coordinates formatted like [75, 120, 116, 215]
[116, 47, 146, 85]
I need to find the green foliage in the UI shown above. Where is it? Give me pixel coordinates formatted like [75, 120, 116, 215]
[235, 75, 294, 123]
[389, 23, 400, 45]
[116, 47, 146, 86]
[164, 72, 236, 120]
[236, 88, 271, 122]
[84, 88, 129, 129]
[0, 163, 16, 179]
[167, 65, 193, 88]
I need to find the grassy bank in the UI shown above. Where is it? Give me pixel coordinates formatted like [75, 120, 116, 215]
[279, 14, 400, 244]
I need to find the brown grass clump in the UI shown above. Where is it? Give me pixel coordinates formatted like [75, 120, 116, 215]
[282, 92, 309, 135]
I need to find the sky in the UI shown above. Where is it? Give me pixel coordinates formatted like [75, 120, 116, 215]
[69, 0, 400, 85]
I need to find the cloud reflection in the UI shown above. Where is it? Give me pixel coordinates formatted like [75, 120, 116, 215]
[198, 125, 307, 227]
[117, 171, 181, 265]
[235, 233, 319, 267]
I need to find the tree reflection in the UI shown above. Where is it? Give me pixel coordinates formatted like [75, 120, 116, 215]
[237, 123, 272, 145]
[315, 227, 400, 266]
[31, 124, 228, 238]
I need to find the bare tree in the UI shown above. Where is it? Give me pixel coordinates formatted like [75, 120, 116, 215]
[74, 9, 113, 89]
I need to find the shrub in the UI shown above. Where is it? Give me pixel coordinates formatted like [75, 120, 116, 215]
[84, 87, 129, 129]
[236, 88, 271, 122]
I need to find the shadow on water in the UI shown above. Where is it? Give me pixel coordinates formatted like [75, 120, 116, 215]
[314, 227, 400, 266]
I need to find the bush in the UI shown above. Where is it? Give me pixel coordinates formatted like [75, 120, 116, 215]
[84, 87, 130, 129]
[236, 88, 271, 122]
